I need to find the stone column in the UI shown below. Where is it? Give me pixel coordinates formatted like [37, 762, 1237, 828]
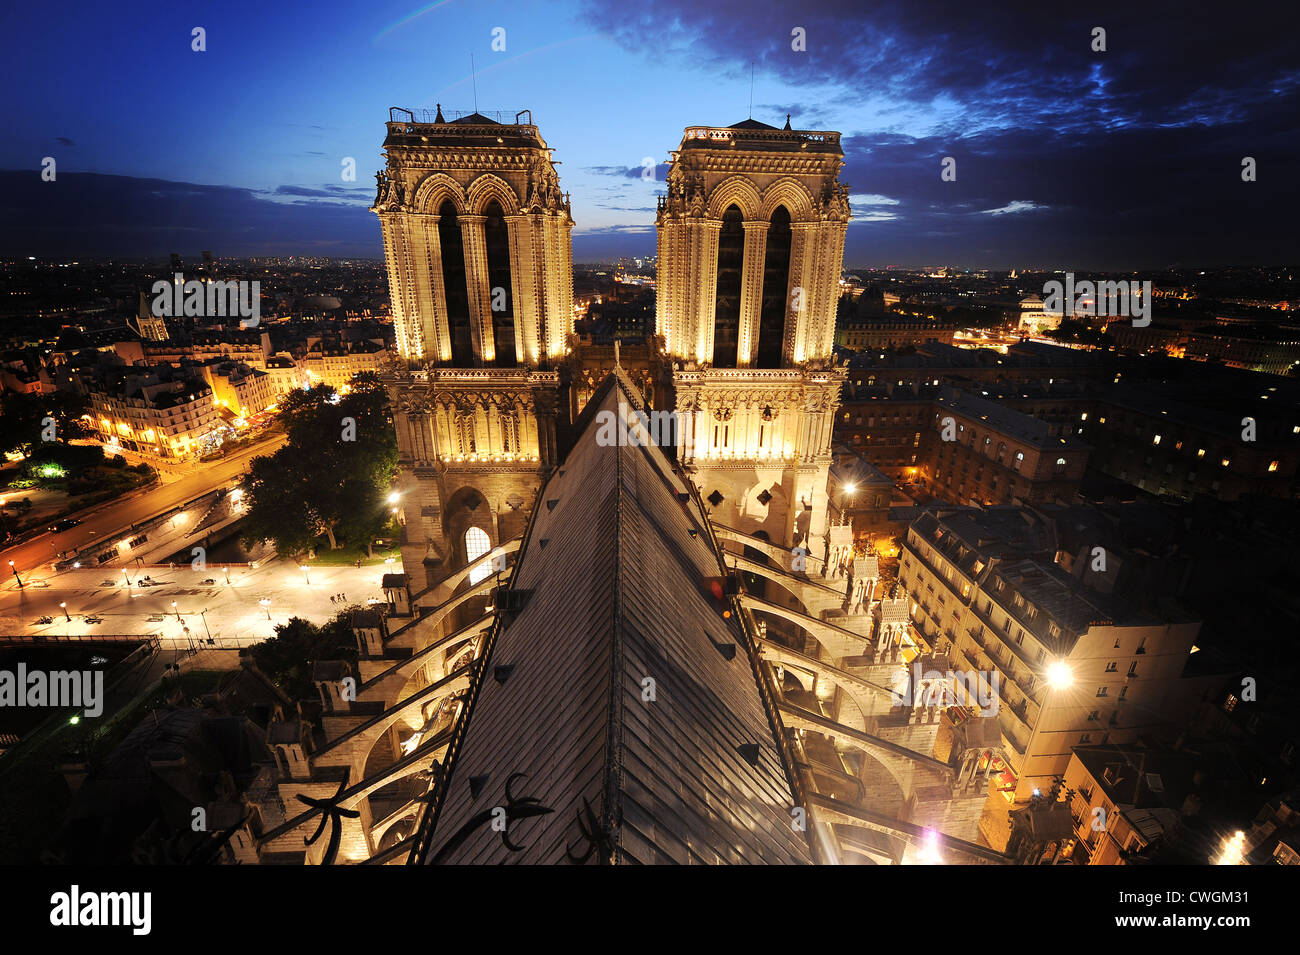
[786, 221, 816, 364]
[738, 220, 769, 367]
[459, 215, 491, 364]
[504, 215, 536, 364]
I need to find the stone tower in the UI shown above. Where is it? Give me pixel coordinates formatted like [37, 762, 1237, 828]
[656, 118, 850, 558]
[136, 291, 169, 341]
[372, 106, 575, 593]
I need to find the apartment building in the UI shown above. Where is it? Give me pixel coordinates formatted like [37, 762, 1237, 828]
[86, 366, 223, 460]
[198, 360, 277, 418]
[301, 337, 387, 391]
[1062, 745, 1198, 864]
[896, 507, 1201, 846]
[925, 387, 1090, 506]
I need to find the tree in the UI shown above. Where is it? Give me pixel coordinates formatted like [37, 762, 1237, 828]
[248, 615, 358, 701]
[0, 392, 90, 458]
[241, 373, 398, 557]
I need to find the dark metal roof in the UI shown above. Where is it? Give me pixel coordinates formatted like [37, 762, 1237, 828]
[419, 373, 812, 864]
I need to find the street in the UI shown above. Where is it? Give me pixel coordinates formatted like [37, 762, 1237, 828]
[1, 431, 287, 581]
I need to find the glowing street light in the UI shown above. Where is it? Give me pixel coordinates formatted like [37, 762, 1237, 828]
[121, 567, 133, 587]
[172, 600, 182, 621]
[1215, 830, 1247, 865]
[222, 566, 230, 584]
[8, 560, 22, 589]
[387, 491, 400, 505]
[59, 601, 70, 622]
[1046, 660, 1074, 690]
[299, 564, 311, 585]
[259, 598, 271, 620]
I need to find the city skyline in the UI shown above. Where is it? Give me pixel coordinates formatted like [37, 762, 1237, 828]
[2, 0, 1298, 268]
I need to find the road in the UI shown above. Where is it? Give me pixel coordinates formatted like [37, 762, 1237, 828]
[1, 432, 286, 581]
[0, 558, 391, 647]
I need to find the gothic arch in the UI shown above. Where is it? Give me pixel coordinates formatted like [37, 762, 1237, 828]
[706, 176, 763, 220]
[412, 173, 466, 216]
[466, 173, 522, 216]
[442, 485, 495, 569]
[760, 177, 815, 221]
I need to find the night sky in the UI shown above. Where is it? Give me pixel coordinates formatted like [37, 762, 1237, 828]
[2, 0, 1297, 268]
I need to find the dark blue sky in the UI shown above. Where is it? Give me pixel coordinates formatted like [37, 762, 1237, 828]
[2, 0, 1298, 268]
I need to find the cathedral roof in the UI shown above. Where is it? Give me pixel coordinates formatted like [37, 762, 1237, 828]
[415, 370, 812, 865]
[729, 118, 779, 130]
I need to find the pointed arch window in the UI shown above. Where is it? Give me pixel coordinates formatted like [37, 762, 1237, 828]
[756, 205, 792, 368]
[712, 204, 743, 367]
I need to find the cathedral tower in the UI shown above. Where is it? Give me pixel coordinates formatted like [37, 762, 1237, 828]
[373, 107, 575, 593]
[656, 118, 850, 558]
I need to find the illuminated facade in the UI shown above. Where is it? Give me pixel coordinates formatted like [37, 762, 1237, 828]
[657, 119, 849, 558]
[373, 108, 574, 592]
[86, 370, 222, 460]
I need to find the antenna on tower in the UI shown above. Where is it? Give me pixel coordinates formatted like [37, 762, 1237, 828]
[471, 53, 478, 113]
[749, 61, 754, 118]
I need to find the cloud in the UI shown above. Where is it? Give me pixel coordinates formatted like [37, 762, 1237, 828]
[585, 163, 672, 181]
[54, 137, 75, 147]
[981, 200, 1045, 216]
[0, 171, 381, 258]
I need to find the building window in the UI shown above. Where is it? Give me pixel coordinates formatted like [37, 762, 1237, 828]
[1096, 686, 1108, 697]
[465, 526, 492, 585]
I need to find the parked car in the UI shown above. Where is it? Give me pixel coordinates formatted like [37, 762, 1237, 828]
[200, 578, 216, 585]
[48, 518, 81, 533]
[83, 616, 103, 625]
[35, 616, 53, 625]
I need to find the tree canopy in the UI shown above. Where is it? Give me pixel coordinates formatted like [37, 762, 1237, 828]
[241, 374, 398, 558]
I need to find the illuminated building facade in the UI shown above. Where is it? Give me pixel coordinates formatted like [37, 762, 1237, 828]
[897, 507, 1202, 847]
[656, 119, 850, 557]
[372, 107, 574, 592]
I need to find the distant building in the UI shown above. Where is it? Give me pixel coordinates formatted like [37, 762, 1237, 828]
[86, 365, 223, 460]
[1018, 295, 1059, 336]
[925, 387, 1090, 506]
[198, 360, 276, 418]
[301, 337, 387, 392]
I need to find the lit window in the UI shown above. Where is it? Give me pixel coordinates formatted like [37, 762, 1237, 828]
[1153, 435, 1161, 445]
[1197, 448, 1205, 458]
[1269, 461, 1279, 472]
[466, 527, 492, 585]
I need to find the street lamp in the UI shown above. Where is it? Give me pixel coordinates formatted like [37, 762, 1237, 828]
[8, 560, 22, 589]
[387, 491, 400, 505]
[299, 564, 311, 585]
[222, 566, 230, 584]
[259, 598, 271, 620]
[121, 567, 132, 587]
[172, 600, 182, 622]
[1046, 660, 1074, 690]
[59, 601, 70, 622]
